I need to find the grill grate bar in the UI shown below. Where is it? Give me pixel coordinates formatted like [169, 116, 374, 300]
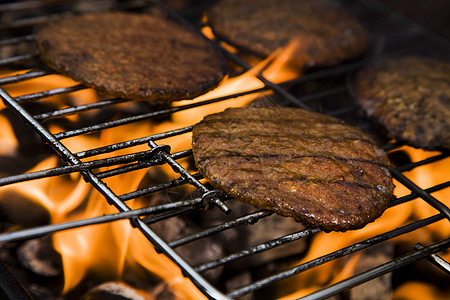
[142, 206, 197, 225]
[120, 172, 203, 202]
[33, 97, 130, 120]
[196, 227, 321, 273]
[0, 34, 34, 46]
[15, 83, 86, 103]
[227, 214, 445, 298]
[0, 198, 204, 243]
[300, 238, 450, 300]
[169, 210, 274, 248]
[0, 13, 70, 30]
[282, 60, 367, 87]
[396, 152, 449, 172]
[414, 243, 450, 275]
[390, 168, 450, 220]
[75, 126, 194, 159]
[96, 150, 193, 180]
[0, 69, 50, 85]
[392, 181, 450, 206]
[0, 53, 38, 67]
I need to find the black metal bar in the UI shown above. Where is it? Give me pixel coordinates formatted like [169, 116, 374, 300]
[0, 199, 203, 243]
[300, 238, 450, 300]
[96, 149, 193, 179]
[414, 243, 450, 275]
[75, 126, 193, 159]
[390, 167, 450, 220]
[0, 53, 38, 67]
[0, 34, 35, 46]
[392, 181, 450, 206]
[0, 13, 71, 30]
[196, 227, 321, 273]
[226, 214, 445, 298]
[119, 172, 202, 202]
[14, 84, 86, 103]
[396, 152, 449, 173]
[33, 97, 130, 120]
[169, 210, 274, 248]
[0, 70, 50, 85]
[142, 206, 196, 224]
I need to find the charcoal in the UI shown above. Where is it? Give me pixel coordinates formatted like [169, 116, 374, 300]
[349, 243, 394, 300]
[17, 237, 62, 277]
[82, 282, 152, 300]
[0, 190, 50, 229]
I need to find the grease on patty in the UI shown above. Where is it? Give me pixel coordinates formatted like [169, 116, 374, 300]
[192, 107, 394, 231]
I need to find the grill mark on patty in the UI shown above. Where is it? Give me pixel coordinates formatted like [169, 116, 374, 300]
[197, 151, 389, 169]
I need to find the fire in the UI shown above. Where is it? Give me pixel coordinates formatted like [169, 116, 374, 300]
[0, 114, 18, 156]
[1, 40, 448, 299]
[394, 281, 450, 300]
[0, 40, 304, 298]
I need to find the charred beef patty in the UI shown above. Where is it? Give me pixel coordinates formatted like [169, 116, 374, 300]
[192, 107, 394, 231]
[36, 12, 227, 103]
[206, 0, 369, 68]
[354, 56, 450, 150]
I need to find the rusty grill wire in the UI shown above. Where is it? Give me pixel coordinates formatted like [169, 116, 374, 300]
[0, 0, 449, 299]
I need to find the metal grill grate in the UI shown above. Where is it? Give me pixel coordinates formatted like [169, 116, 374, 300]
[0, 0, 449, 299]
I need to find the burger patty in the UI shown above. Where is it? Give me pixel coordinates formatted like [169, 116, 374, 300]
[192, 107, 394, 231]
[206, 0, 369, 68]
[354, 56, 450, 150]
[35, 12, 227, 103]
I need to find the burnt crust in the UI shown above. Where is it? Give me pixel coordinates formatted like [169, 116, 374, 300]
[192, 107, 394, 231]
[35, 12, 227, 103]
[354, 56, 450, 150]
[206, 0, 369, 68]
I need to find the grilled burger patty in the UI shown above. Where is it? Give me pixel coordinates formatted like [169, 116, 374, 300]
[192, 107, 394, 231]
[206, 0, 369, 68]
[354, 56, 450, 150]
[36, 12, 227, 103]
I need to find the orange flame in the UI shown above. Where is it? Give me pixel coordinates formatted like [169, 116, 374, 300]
[0, 114, 18, 156]
[0, 41, 304, 297]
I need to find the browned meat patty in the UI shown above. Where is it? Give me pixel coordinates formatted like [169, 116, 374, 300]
[206, 0, 369, 68]
[35, 12, 227, 103]
[354, 56, 450, 150]
[192, 107, 394, 231]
